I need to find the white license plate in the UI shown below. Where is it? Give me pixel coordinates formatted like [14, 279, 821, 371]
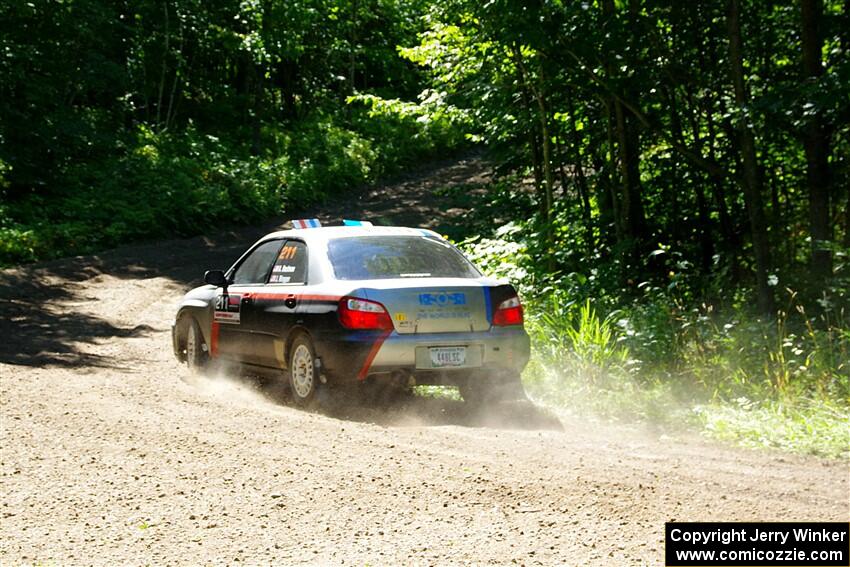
[429, 346, 467, 368]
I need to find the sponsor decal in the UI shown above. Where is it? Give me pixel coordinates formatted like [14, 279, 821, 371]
[214, 293, 242, 324]
[418, 292, 466, 306]
[394, 312, 413, 328]
[416, 310, 471, 319]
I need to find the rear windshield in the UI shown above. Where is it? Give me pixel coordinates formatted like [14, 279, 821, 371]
[327, 236, 481, 280]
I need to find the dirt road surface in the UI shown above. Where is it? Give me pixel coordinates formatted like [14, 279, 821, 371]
[2, 156, 848, 565]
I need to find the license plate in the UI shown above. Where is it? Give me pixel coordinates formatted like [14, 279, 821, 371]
[429, 346, 466, 368]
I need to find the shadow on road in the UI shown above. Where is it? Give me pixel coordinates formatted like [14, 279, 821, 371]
[0, 302, 153, 369]
[244, 376, 564, 431]
[0, 266, 156, 368]
[0, 228, 273, 368]
[324, 395, 564, 431]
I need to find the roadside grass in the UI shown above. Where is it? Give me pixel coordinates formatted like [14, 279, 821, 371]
[693, 400, 849, 459]
[524, 357, 849, 460]
[519, 296, 850, 460]
[414, 384, 462, 401]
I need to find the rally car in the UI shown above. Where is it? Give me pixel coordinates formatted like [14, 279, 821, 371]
[172, 220, 530, 406]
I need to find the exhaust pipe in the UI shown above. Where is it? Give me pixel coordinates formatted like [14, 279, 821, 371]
[391, 370, 416, 388]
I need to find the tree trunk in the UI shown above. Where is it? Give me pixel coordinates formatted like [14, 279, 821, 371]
[603, 0, 646, 265]
[155, 0, 170, 130]
[512, 47, 555, 264]
[600, 0, 623, 249]
[518, 69, 544, 205]
[164, 9, 185, 131]
[348, 0, 358, 101]
[279, 60, 298, 121]
[530, 129, 544, 198]
[705, 95, 740, 262]
[845, 190, 850, 248]
[603, 97, 624, 246]
[566, 92, 594, 253]
[614, 99, 646, 248]
[534, 67, 555, 238]
[592, 100, 616, 251]
[801, 0, 833, 279]
[727, 0, 775, 314]
[845, 0, 850, 248]
[693, 8, 740, 278]
[680, 88, 715, 272]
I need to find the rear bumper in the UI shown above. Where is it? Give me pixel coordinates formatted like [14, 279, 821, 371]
[313, 326, 530, 383]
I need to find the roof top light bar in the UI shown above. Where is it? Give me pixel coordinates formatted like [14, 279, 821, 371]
[290, 218, 322, 229]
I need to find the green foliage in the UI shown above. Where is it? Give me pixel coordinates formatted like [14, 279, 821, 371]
[1, 127, 283, 263]
[529, 296, 630, 373]
[0, 102, 463, 265]
[458, 225, 532, 292]
[348, 91, 469, 168]
[0, 0, 463, 266]
[462, 224, 850, 457]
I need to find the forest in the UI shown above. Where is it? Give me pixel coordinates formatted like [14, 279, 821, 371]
[1, 0, 848, 455]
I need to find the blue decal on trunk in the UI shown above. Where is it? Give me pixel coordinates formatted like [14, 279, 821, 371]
[419, 292, 466, 306]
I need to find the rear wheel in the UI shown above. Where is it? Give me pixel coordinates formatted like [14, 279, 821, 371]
[288, 334, 318, 406]
[185, 317, 209, 374]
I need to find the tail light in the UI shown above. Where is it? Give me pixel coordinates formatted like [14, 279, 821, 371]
[493, 296, 524, 326]
[338, 296, 394, 330]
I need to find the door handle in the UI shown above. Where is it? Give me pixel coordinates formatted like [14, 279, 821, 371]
[241, 293, 253, 305]
[284, 294, 297, 309]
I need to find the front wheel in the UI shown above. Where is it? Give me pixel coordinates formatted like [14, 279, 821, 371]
[288, 334, 319, 406]
[185, 317, 209, 374]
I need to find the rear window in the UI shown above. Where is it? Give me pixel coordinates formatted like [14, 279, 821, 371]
[327, 236, 481, 280]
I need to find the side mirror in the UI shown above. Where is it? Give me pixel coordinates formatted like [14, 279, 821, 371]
[204, 270, 229, 288]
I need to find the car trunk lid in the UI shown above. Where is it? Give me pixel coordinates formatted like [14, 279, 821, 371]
[359, 278, 491, 334]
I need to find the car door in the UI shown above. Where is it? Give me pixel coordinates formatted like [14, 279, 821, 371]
[238, 239, 309, 369]
[215, 239, 284, 364]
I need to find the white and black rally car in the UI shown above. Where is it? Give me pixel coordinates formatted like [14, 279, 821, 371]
[172, 220, 530, 405]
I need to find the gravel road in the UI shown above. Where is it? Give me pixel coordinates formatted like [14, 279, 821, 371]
[2, 156, 847, 565]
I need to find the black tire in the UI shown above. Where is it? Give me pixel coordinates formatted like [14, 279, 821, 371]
[185, 317, 209, 374]
[287, 334, 319, 407]
[459, 372, 527, 405]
